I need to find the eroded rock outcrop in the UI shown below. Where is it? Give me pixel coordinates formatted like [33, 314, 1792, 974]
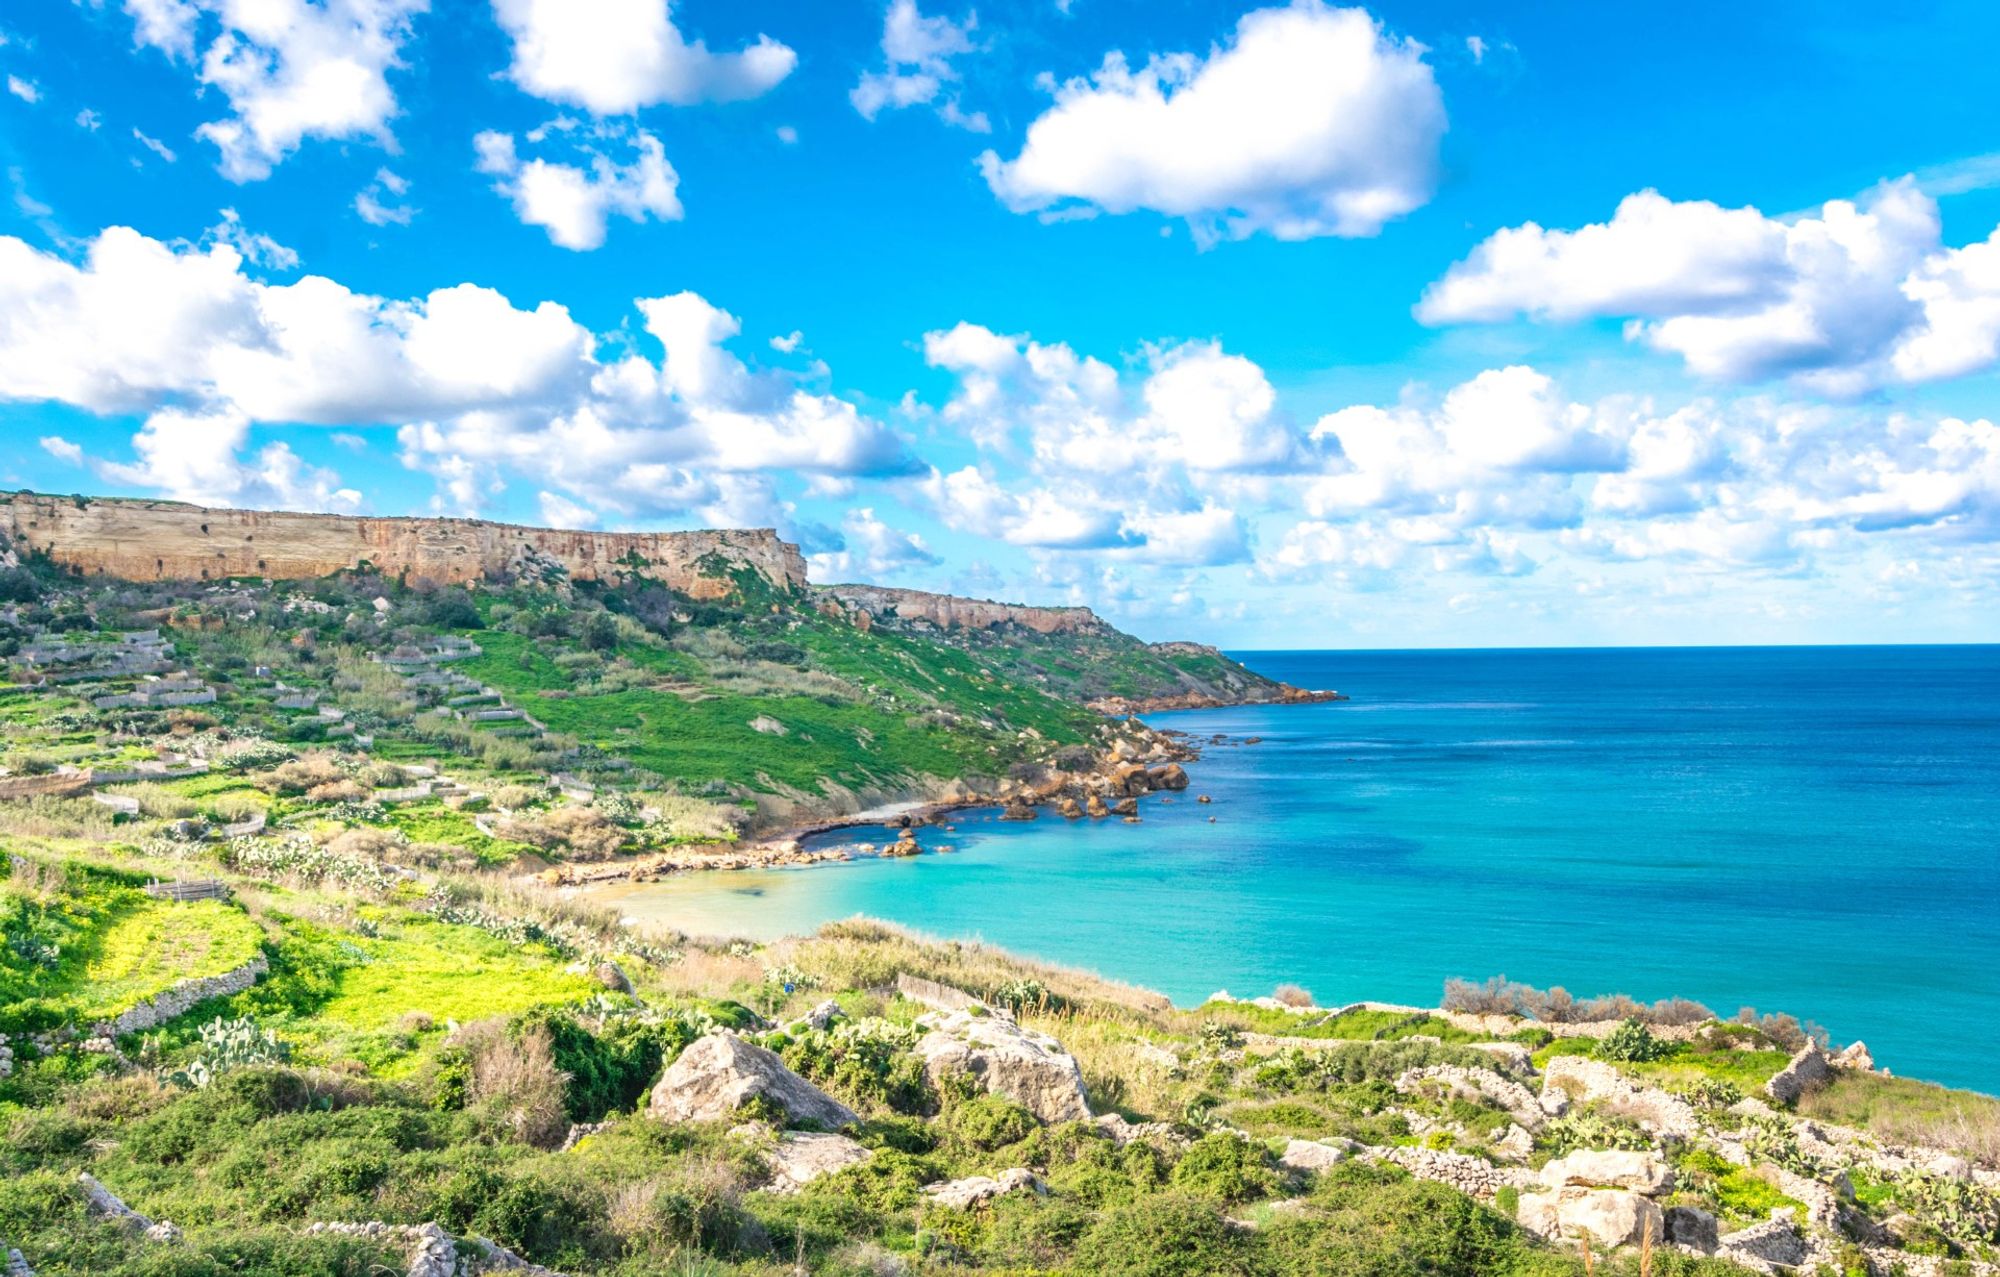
[761, 1131, 873, 1191]
[1518, 1187, 1666, 1250]
[648, 1033, 857, 1128]
[923, 1168, 1043, 1210]
[0, 494, 805, 597]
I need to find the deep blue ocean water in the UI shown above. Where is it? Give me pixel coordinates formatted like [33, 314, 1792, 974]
[603, 647, 2000, 1093]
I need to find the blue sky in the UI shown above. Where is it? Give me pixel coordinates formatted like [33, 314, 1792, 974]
[3, 0, 2000, 647]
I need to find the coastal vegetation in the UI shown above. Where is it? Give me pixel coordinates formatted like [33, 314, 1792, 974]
[1, 513, 1996, 1275]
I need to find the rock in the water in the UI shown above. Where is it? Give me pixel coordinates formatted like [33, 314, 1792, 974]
[1766, 1043, 1834, 1106]
[1538, 1149, 1673, 1195]
[1147, 764, 1190, 791]
[1057, 797, 1082, 819]
[648, 1033, 858, 1129]
[999, 802, 1038, 821]
[762, 1131, 873, 1191]
[1110, 796, 1139, 817]
[923, 1168, 1043, 1210]
[1518, 1187, 1666, 1250]
[1665, 1205, 1720, 1254]
[1084, 793, 1110, 818]
[916, 1009, 1091, 1123]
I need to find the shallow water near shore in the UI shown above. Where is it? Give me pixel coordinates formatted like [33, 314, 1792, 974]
[597, 645, 2000, 1093]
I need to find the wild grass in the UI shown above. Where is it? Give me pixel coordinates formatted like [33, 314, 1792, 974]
[1797, 1071, 2000, 1168]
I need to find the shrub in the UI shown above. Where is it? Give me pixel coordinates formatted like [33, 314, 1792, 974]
[162, 1016, 292, 1090]
[1083, 1193, 1264, 1277]
[447, 1019, 571, 1148]
[1170, 1131, 1279, 1204]
[1600, 1018, 1673, 1063]
[1273, 984, 1315, 1009]
[944, 1093, 1037, 1151]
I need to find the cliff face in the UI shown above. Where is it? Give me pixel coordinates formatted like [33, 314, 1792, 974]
[814, 584, 1112, 636]
[0, 494, 807, 598]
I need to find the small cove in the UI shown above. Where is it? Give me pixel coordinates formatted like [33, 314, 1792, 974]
[595, 645, 2000, 1093]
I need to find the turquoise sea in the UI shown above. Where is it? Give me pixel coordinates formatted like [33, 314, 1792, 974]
[602, 646, 2000, 1093]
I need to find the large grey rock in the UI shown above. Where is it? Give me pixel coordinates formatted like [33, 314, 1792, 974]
[762, 1131, 873, 1191]
[77, 1173, 179, 1243]
[923, 1168, 1043, 1210]
[1518, 1187, 1665, 1250]
[1664, 1205, 1719, 1254]
[1765, 1043, 1834, 1106]
[648, 1033, 857, 1129]
[915, 1009, 1090, 1123]
[1539, 1149, 1673, 1195]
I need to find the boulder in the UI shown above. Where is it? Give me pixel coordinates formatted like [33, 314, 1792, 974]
[763, 1131, 873, 1191]
[916, 1009, 1091, 1123]
[1538, 1150, 1673, 1195]
[999, 802, 1038, 821]
[1110, 763, 1153, 796]
[6, 1248, 32, 1277]
[1110, 797, 1139, 817]
[1147, 764, 1190, 791]
[1517, 1187, 1665, 1250]
[1831, 1041, 1875, 1072]
[1084, 793, 1110, 818]
[1057, 797, 1082, 819]
[1665, 1205, 1720, 1254]
[1279, 1139, 1354, 1173]
[923, 1168, 1042, 1210]
[1766, 1043, 1834, 1106]
[648, 1033, 857, 1129]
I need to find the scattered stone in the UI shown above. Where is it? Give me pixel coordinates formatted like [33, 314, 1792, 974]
[1831, 1041, 1875, 1071]
[1518, 1187, 1666, 1250]
[763, 1131, 873, 1191]
[1396, 1065, 1546, 1131]
[648, 1033, 858, 1129]
[1494, 1123, 1536, 1161]
[1093, 1113, 1187, 1148]
[1376, 1146, 1525, 1202]
[1719, 1216, 1807, 1268]
[1766, 1043, 1835, 1106]
[786, 999, 844, 1033]
[923, 1168, 1043, 1210]
[78, 1172, 179, 1242]
[1147, 764, 1190, 791]
[1540, 1056, 1699, 1138]
[1084, 793, 1110, 818]
[916, 1009, 1090, 1123]
[749, 716, 788, 736]
[1110, 796, 1139, 817]
[999, 802, 1038, 821]
[1538, 1149, 1673, 1195]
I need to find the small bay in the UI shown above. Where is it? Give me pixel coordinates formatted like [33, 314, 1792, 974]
[598, 645, 2000, 1093]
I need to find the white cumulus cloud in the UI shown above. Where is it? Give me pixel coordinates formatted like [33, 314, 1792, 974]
[851, 0, 988, 132]
[474, 123, 682, 251]
[1419, 177, 2000, 392]
[123, 0, 428, 181]
[491, 0, 795, 115]
[978, 1, 1444, 242]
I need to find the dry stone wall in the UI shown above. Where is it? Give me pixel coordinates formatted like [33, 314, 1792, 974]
[0, 494, 807, 597]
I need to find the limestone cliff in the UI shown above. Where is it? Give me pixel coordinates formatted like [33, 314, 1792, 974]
[0, 494, 807, 598]
[812, 584, 1113, 636]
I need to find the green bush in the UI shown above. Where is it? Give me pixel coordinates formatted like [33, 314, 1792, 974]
[1083, 1193, 1265, 1277]
[1170, 1131, 1280, 1203]
[944, 1093, 1038, 1151]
